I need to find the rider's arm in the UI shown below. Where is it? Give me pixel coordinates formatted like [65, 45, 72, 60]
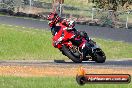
[48, 21, 55, 27]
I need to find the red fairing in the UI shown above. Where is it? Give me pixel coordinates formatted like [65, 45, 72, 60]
[52, 23, 75, 49]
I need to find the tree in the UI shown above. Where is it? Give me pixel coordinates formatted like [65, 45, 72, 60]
[92, 0, 131, 11]
[52, 0, 64, 15]
[91, 0, 131, 28]
[1, 0, 15, 10]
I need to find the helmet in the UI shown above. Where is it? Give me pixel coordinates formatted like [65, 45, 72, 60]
[47, 12, 60, 24]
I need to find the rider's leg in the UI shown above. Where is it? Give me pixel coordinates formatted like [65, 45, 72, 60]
[71, 34, 92, 60]
[79, 40, 92, 59]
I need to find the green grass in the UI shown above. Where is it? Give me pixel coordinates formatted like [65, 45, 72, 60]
[0, 24, 132, 60]
[94, 38, 132, 59]
[0, 24, 65, 60]
[39, 0, 93, 8]
[0, 76, 131, 88]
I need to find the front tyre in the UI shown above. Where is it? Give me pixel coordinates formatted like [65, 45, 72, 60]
[62, 45, 82, 63]
[93, 49, 106, 63]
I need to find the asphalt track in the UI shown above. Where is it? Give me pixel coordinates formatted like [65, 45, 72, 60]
[0, 60, 132, 68]
[0, 15, 132, 68]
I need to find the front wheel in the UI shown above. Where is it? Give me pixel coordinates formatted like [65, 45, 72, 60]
[92, 49, 106, 63]
[62, 45, 82, 63]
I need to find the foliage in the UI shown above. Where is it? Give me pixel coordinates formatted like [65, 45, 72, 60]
[0, 0, 24, 11]
[92, 0, 132, 11]
[0, 0, 15, 10]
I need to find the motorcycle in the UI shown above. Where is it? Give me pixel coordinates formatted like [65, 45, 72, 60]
[52, 23, 106, 63]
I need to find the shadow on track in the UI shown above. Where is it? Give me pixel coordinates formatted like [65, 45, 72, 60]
[54, 60, 132, 67]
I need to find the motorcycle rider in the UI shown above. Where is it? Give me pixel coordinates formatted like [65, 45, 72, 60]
[47, 12, 92, 60]
[47, 12, 89, 40]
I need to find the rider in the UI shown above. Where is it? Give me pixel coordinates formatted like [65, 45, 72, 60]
[47, 12, 92, 59]
[47, 12, 90, 40]
[47, 12, 61, 35]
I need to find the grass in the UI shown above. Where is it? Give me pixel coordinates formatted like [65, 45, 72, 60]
[39, 0, 93, 8]
[0, 24, 132, 60]
[0, 24, 64, 60]
[94, 38, 132, 59]
[0, 76, 131, 88]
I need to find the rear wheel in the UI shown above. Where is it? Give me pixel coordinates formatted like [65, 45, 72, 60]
[62, 45, 82, 63]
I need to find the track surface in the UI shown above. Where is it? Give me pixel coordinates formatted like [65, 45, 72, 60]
[0, 15, 132, 68]
[0, 15, 132, 43]
[0, 60, 132, 68]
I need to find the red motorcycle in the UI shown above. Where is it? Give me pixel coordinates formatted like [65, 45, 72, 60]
[52, 23, 106, 63]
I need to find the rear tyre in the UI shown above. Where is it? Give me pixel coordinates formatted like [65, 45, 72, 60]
[62, 45, 82, 63]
